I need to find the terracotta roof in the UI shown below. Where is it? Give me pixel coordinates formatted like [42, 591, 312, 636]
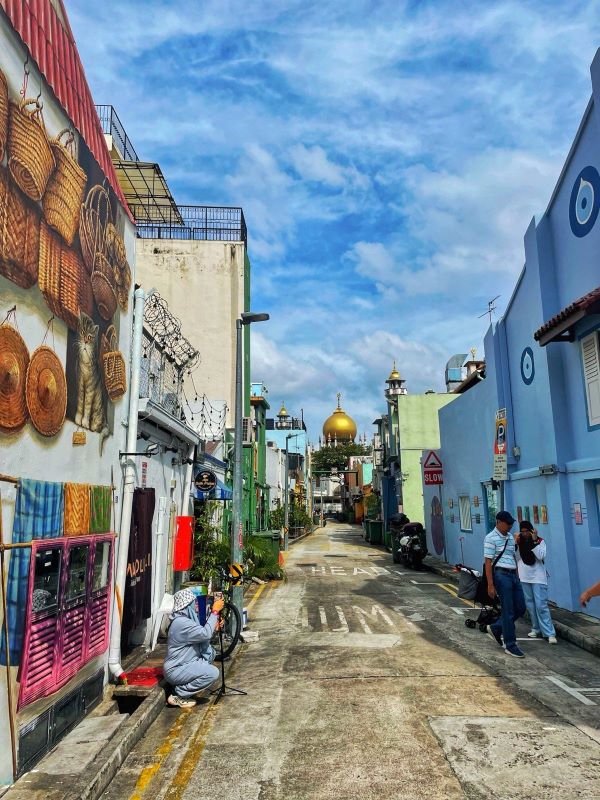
[534, 286, 600, 345]
[0, 0, 132, 220]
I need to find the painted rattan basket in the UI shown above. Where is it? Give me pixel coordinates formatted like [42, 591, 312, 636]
[80, 184, 111, 275]
[0, 165, 40, 289]
[8, 98, 55, 201]
[0, 69, 8, 161]
[102, 325, 126, 401]
[91, 251, 117, 321]
[39, 221, 86, 331]
[43, 128, 86, 245]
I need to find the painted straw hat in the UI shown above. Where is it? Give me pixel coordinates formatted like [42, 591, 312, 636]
[26, 345, 67, 437]
[0, 324, 29, 431]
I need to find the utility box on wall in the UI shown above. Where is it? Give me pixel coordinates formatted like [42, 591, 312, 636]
[173, 516, 194, 571]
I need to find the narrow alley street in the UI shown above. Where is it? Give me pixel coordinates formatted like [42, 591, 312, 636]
[102, 525, 600, 800]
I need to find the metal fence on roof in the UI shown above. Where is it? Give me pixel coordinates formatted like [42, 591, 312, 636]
[130, 203, 247, 245]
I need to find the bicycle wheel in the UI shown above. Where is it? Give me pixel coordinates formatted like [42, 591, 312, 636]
[212, 601, 242, 661]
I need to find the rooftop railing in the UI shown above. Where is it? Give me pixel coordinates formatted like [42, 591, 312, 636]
[95, 105, 139, 162]
[130, 203, 247, 245]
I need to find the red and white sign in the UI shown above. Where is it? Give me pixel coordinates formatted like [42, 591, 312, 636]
[423, 451, 443, 485]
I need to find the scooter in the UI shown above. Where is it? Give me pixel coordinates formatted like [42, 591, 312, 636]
[397, 522, 427, 569]
[390, 513, 427, 569]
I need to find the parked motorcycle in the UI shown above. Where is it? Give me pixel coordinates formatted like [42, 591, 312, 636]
[390, 513, 428, 569]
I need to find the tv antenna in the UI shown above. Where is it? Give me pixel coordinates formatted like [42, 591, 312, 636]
[479, 295, 500, 326]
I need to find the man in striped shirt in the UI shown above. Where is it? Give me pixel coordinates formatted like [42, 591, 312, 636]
[484, 511, 527, 658]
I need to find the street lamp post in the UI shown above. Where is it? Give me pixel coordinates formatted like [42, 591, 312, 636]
[232, 311, 269, 615]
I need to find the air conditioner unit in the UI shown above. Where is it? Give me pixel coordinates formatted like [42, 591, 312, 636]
[242, 417, 254, 445]
[374, 434, 381, 450]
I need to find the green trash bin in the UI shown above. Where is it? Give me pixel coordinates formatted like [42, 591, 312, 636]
[364, 519, 371, 542]
[383, 528, 392, 549]
[370, 520, 383, 545]
[253, 530, 281, 559]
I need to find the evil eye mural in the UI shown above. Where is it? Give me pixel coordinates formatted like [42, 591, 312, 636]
[520, 347, 535, 385]
[569, 166, 600, 237]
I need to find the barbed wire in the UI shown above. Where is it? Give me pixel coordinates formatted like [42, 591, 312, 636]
[144, 291, 199, 369]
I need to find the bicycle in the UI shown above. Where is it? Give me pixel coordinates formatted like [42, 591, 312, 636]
[206, 565, 244, 660]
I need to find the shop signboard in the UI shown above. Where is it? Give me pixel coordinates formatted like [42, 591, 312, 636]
[194, 469, 217, 493]
[493, 409, 508, 480]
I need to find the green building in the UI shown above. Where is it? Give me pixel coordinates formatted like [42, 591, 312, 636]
[250, 382, 270, 531]
[384, 365, 457, 524]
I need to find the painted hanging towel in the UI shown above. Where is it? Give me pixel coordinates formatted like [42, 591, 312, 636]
[89, 484, 112, 533]
[64, 482, 91, 536]
[0, 479, 63, 666]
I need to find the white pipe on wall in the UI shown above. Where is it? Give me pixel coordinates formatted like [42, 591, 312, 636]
[184, 443, 195, 515]
[109, 287, 145, 680]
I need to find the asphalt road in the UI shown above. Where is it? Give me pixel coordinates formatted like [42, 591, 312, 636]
[102, 524, 600, 800]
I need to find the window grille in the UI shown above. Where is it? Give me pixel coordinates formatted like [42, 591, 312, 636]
[458, 495, 472, 532]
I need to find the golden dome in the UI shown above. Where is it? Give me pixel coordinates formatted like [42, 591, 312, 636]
[278, 402, 289, 417]
[388, 360, 401, 381]
[322, 393, 357, 442]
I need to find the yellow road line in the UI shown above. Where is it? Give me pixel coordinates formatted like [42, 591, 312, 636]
[245, 582, 266, 612]
[129, 708, 190, 800]
[435, 582, 459, 598]
[162, 702, 220, 799]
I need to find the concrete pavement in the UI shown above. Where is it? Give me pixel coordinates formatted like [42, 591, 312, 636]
[100, 524, 600, 799]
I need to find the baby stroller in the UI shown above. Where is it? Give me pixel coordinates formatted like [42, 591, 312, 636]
[456, 565, 501, 632]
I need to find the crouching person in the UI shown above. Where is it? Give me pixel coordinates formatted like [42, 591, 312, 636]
[164, 589, 224, 708]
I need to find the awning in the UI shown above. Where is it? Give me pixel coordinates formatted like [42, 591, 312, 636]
[195, 478, 233, 501]
[534, 286, 600, 346]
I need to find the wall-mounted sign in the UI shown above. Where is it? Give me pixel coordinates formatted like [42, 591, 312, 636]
[141, 461, 148, 489]
[574, 503, 583, 525]
[493, 409, 508, 481]
[473, 496, 480, 507]
[533, 505, 540, 524]
[194, 469, 217, 493]
[423, 450, 443, 485]
[520, 347, 535, 385]
[569, 166, 600, 237]
[541, 505, 548, 524]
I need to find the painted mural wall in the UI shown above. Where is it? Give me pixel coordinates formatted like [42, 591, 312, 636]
[0, 11, 135, 784]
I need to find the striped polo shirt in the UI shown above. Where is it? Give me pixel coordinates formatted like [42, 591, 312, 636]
[484, 528, 517, 570]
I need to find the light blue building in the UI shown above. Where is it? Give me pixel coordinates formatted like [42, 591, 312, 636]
[423, 50, 600, 618]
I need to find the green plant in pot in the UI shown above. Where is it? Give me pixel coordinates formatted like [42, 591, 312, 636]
[190, 500, 230, 584]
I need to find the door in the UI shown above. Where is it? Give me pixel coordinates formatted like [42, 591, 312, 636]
[483, 482, 499, 531]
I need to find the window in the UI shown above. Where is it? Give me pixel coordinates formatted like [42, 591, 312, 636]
[581, 332, 600, 427]
[65, 545, 89, 601]
[458, 495, 472, 532]
[32, 548, 62, 613]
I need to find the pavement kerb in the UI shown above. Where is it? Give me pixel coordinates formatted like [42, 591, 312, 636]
[288, 527, 315, 545]
[63, 682, 165, 800]
[426, 557, 600, 659]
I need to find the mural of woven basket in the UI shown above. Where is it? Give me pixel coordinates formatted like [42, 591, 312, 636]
[42, 128, 86, 246]
[0, 69, 8, 161]
[39, 221, 86, 331]
[79, 267, 94, 318]
[0, 165, 40, 289]
[91, 248, 117, 320]
[80, 184, 111, 276]
[102, 325, 126, 401]
[8, 98, 55, 201]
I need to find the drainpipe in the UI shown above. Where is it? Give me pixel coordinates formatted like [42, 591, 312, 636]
[109, 287, 145, 681]
[184, 443, 195, 515]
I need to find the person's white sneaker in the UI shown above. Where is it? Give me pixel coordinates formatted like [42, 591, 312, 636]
[528, 630, 542, 638]
[547, 635, 558, 644]
[167, 694, 196, 708]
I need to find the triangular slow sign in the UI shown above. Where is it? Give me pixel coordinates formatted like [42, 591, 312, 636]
[424, 451, 442, 469]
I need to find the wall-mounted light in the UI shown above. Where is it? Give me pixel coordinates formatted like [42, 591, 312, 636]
[512, 445, 521, 460]
[120, 443, 160, 458]
[539, 464, 558, 475]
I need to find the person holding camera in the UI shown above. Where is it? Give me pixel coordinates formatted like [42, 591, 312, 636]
[485, 511, 527, 658]
[163, 588, 224, 709]
[515, 520, 557, 644]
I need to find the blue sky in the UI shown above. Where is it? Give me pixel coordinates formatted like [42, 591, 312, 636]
[70, 0, 600, 440]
